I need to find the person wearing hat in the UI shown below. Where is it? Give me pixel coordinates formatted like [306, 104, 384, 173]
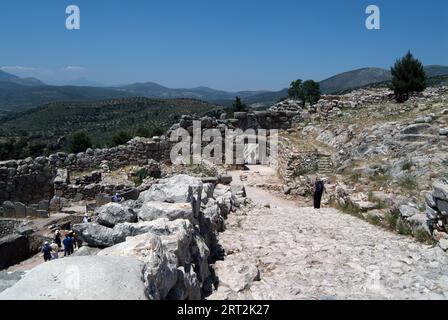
[50, 242, 59, 260]
[42, 241, 52, 262]
[54, 230, 62, 248]
[313, 177, 325, 209]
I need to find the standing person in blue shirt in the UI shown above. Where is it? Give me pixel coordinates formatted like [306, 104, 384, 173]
[42, 242, 52, 262]
[63, 234, 73, 257]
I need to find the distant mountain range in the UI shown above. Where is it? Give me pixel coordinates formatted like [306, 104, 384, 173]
[0, 65, 447, 112]
[319, 65, 448, 94]
[0, 70, 45, 87]
[117, 82, 269, 102]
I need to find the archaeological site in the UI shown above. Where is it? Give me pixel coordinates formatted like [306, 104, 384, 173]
[0, 1, 447, 307]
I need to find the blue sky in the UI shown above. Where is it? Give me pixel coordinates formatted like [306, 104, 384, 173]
[0, 0, 447, 91]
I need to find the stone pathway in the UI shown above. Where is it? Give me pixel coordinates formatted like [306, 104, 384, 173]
[209, 167, 448, 300]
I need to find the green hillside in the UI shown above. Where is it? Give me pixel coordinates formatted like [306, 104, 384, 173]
[0, 97, 218, 160]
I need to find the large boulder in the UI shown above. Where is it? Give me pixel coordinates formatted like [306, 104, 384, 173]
[73, 223, 125, 248]
[72, 246, 102, 257]
[97, 203, 137, 228]
[0, 256, 147, 300]
[436, 199, 448, 216]
[433, 180, 448, 201]
[114, 219, 195, 266]
[213, 255, 260, 293]
[167, 266, 201, 300]
[399, 204, 420, 218]
[99, 232, 164, 262]
[99, 233, 178, 300]
[138, 202, 194, 222]
[138, 175, 202, 203]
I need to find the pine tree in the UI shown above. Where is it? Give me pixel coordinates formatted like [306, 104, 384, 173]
[232, 96, 247, 112]
[391, 51, 427, 102]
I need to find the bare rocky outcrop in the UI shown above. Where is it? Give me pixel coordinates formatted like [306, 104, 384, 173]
[0, 256, 148, 300]
[426, 180, 448, 251]
[11, 174, 247, 300]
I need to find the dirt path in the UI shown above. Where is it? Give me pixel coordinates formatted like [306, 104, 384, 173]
[229, 166, 298, 209]
[209, 166, 448, 300]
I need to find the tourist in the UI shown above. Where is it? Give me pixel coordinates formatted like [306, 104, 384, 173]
[42, 241, 52, 262]
[63, 234, 73, 257]
[50, 242, 59, 260]
[54, 230, 62, 248]
[313, 177, 325, 209]
[112, 193, 123, 203]
[68, 231, 75, 254]
[73, 232, 82, 249]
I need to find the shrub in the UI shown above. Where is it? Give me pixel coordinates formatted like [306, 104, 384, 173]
[132, 168, 150, 186]
[371, 173, 392, 189]
[28, 142, 47, 158]
[70, 132, 92, 154]
[349, 172, 361, 183]
[112, 131, 132, 146]
[385, 209, 400, 230]
[401, 161, 413, 171]
[397, 220, 412, 236]
[399, 176, 418, 190]
[414, 228, 435, 244]
[340, 201, 362, 218]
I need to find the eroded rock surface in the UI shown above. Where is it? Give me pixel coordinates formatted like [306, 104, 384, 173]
[0, 256, 147, 300]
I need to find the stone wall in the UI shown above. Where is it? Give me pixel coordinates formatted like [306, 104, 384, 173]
[58, 137, 169, 172]
[277, 137, 320, 185]
[171, 110, 300, 134]
[0, 219, 22, 239]
[0, 138, 169, 211]
[0, 158, 56, 205]
[0, 201, 50, 219]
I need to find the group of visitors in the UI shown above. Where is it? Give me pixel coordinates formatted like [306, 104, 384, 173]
[41, 229, 81, 262]
[40, 193, 122, 263]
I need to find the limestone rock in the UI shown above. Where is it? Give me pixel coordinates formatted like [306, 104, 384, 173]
[97, 202, 137, 228]
[138, 202, 193, 223]
[168, 266, 201, 300]
[98, 231, 184, 300]
[0, 256, 147, 300]
[433, 180, 448, 201]
[98, 232, 162, 262]
[138, 175, 202, 203]
[436, 199, 448, 216]
[213, 255, 260, 293]
[399, 204, 420, 218]
[73, 223, 125, 248]
[72, 246, 102, 257]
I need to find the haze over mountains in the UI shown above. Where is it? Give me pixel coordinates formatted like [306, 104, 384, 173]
[1, 65, 447, 113]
